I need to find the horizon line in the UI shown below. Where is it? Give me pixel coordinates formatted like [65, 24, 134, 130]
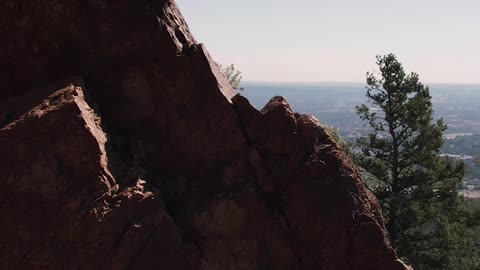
[242, 80, 480, 86]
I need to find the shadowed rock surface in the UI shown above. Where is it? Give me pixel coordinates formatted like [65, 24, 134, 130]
[0, 1, 412, 269]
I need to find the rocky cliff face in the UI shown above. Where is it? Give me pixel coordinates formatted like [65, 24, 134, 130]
[0, 1, 411, 269]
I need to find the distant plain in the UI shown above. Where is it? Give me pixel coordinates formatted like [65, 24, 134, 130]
[241, 82, 480, 137]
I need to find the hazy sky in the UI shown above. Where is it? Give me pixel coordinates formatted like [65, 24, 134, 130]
[176, 0, 480, 83]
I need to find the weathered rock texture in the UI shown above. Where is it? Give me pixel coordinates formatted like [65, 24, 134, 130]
[0, 1, 412, 269]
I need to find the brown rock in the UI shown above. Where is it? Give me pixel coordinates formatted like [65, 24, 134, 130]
[0, 0, 250, 179]
[261, 96, 298, 133]
[232, 94, 268, 145]
[296, 114, 323, 152]
[0, 82, 184, 269]
[0, 1, 412, 269]
[262, 96, 300, 155]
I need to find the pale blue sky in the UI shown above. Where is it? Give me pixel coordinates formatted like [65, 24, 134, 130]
[176, 0, 480, 83]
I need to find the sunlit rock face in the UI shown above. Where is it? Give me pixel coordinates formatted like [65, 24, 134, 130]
[0, 1, 411, 269]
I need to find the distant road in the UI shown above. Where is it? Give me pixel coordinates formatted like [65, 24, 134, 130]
[463, 191, 480, 198]
[443, 133, 474, 139]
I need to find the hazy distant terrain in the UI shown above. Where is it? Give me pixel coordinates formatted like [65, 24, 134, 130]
[241, 82, 480, 190]
[241, 82, 480, 137]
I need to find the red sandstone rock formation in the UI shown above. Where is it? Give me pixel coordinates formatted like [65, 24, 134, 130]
[0, 1, 412, 269]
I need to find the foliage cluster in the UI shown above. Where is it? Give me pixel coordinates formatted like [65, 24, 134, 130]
[223, 64, 243, 90]
[353, 54, 480, 269]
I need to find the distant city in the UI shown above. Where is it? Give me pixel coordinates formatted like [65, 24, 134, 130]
[241, 82, 480, 137]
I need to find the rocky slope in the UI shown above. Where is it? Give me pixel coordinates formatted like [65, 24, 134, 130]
[0, 1, 412, 269]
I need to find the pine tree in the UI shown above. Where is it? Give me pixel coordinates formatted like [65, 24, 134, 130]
[355, 53, 480, 269]
[223, 64, 243, 90]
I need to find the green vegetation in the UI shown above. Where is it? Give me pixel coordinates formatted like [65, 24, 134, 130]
[443, 134, 480, 157]
[465, 198, 480, 210]
[442, 135, 480, 179]
[355, 54, 480, 269]
[465, 159, 480, 180]
[323, 125, 353, 156]
[223, 64, 243, 90]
